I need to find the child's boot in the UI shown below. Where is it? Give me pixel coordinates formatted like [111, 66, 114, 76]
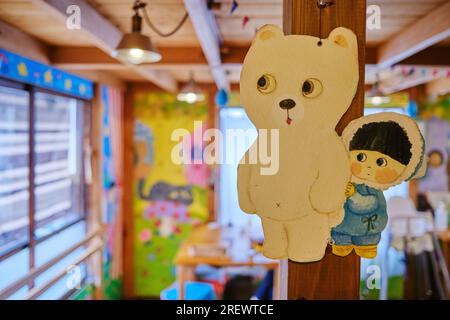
[332, 244, 354, 257]
[354, 245, 378, 258]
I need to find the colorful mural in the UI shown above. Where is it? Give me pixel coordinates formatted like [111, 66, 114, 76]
[133, 93, 209, 296]
[419, 95, 450, 122]
[0, 48, 93, 99]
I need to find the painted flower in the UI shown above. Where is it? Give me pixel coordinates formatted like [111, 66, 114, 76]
[139, 229, 152, 243]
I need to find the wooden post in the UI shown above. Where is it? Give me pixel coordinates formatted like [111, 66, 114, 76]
[122, 83, 135, 298]
[89, 84, 105, 299]
[283, 0, 366, 300]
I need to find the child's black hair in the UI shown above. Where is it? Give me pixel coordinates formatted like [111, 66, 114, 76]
[350, 121, 412, 165]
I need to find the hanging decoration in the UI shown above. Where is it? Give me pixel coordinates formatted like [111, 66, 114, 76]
[332, 113, 426, 258]
[230, 0, 239, 14]
[242, 16, 250, 28]
[215, 88, 229, 107]
[238, 24, 360, 262]
[406, 100, 418, 118]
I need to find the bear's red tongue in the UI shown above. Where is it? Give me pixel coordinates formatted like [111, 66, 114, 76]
[286, 110, 292, 125]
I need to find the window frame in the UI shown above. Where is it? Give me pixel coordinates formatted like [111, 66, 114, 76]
[0, 77, 92, 292]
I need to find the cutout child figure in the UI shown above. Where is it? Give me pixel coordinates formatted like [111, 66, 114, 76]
[332, 112, 426, 259]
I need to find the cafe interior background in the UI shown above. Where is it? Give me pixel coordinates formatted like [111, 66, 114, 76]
[0, 0, 449, 300]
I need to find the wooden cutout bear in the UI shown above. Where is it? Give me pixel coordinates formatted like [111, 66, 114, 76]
[238, 25, 359, 262]
[332, 112, 427, 259]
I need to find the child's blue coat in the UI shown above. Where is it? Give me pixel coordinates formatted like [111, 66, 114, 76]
[331, 183, 387, 246]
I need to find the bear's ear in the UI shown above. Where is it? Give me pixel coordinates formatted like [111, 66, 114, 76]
[328, 27, 357, 51]
[254, 24, 284, 42]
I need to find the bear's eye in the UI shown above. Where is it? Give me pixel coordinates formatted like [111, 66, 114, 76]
[257, 74, 276, 94]
[301, 78, 323, 98]
[357, 153, 366, 162]
[376, 158, 387, 167]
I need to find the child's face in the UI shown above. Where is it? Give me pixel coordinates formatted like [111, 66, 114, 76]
[350, 150, 407, 184]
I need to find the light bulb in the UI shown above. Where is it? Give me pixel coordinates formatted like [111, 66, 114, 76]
[185, 93, 197, 104]
[127, 48, 145, 64]
[371, 96, 384, 106]
[368, 96, 391, 106]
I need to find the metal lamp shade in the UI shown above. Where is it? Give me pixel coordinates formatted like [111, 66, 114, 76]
[177, 77, 205, 104]
[113, 32, 161, 64]
[366, 82, 391, 106]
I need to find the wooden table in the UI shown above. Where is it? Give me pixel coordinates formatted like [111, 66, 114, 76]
[174, 224, 280, 300]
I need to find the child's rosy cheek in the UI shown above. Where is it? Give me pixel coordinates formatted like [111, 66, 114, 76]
[375, 168, 399, 184]
[351, 162, 362, 175]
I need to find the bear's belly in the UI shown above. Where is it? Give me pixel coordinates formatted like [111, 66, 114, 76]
[250, 166, 316, 221]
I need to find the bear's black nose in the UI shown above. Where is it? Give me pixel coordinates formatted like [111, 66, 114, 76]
[279, 99, 296, 110]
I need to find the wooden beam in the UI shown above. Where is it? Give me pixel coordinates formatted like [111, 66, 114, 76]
[365, 47, 377, 65]
[50, 45, 380, 70]
[50, 46, 208, 66]
[426, 76, 450, 96]
[183, 0, 229, 90]
[0, 20, 50, 64]
[31, 0, 177, 91]
[122, 83, 134, 298]
[283, 0, 365, 300]
[377, 1, 450, 69]
[69, 70, 126, 91]
[398, 46, 450, 66]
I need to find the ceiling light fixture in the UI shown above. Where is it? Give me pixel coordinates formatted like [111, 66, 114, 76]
[366, 74, 391, 106]
[113, 0, 188, 64]
[177, 72, 205, 104]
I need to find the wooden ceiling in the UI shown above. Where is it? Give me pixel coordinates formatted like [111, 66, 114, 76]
[0, 0, 445, 46]
[0, 0, 449, 90]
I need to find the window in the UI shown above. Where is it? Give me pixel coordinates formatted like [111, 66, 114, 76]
[33, 92, 86, 239]
[0, 85, 30, 254]
[219, 108, 263, 238]
[0, 80, 90, 299]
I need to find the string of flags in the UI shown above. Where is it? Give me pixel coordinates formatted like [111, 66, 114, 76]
[228, 0, 250, 28]
[395, 65, 450, 79]
[378, 65, 450, 94]
[242, 16, 250, 28]
[230, 0, 239, 14]
[208, 0, 250, 29]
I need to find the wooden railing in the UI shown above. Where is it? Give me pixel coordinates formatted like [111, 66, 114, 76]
[0, 229, 103, 300]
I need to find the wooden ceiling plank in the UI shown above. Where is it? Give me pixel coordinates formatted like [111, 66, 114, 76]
[31, 0, 178, 91]
[0, 20, 50, 64]
[49, 43, 380, 64]
[51, 46, 209, 66]
[50, 44, 449, 72]
[377, 1, 450, 69]
[399, 46, 450, 66]
[183, 0, 229, 90]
